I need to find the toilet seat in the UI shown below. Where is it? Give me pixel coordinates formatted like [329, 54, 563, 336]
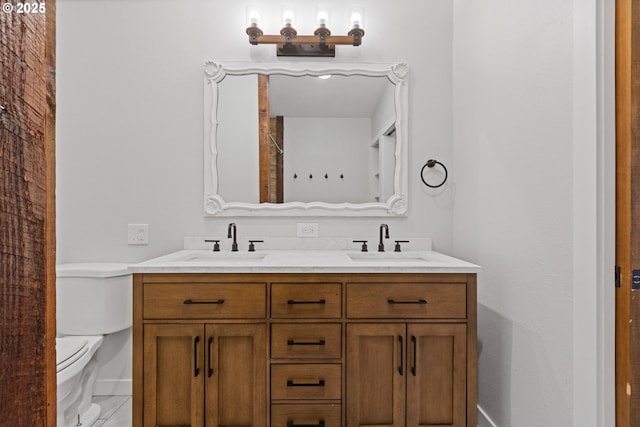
[56, 337, 89, 373]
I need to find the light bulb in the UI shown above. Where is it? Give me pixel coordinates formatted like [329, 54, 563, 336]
[350, 5, 364, 28]
[317, 10, 329, 26]
[248, 9, 260, 25]
[350, 12, 362, 28]
[246, 3, 261, 27]
[282, 8, 295, 26]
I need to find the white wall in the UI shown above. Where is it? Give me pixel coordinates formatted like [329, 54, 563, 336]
[217, 74, 259, 202]
[56, 0, 455, 264]
[452, 0, 614, 426]
[452, 1, 573, 425]
[283, 117, 371, 203]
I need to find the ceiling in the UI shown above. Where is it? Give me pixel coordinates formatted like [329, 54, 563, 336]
[268, 74, 391, 118]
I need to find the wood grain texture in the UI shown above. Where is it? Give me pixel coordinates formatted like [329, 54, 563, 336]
[44, 0, 56, 424]
[616, 1, 640, 426]
[205, 323, 266, 426]
[259, 74, 270, 203]
[134, 272, 477, 426]
[275, 115, 284, 202]
[0, 3, 55, 425]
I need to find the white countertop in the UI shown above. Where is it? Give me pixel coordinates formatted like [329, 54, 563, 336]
[129, 249, 480, 274]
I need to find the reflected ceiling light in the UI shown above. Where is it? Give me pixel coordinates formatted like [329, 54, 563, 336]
[245, 4, 365, 57]
[318, 74, 332, 79]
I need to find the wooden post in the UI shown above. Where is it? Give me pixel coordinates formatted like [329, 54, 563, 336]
[0, 0, 56, 424]
[616, 0, 640, 425]
[258, 74, 270, 203]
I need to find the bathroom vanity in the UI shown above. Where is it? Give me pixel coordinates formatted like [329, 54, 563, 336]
[131, 249, 479, 427]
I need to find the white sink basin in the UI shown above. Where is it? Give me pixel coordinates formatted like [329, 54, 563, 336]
[178, 251, 267, 263]
[347, 252, 432, 263]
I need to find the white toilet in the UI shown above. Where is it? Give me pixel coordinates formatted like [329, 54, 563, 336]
[56, 263, 132, 427]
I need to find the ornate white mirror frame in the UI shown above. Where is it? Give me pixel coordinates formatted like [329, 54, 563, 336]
[203, 61, 408, 216]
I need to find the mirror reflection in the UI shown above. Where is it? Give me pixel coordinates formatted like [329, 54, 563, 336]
[216, 73, 397, 204]
[203, 61, 408, 216]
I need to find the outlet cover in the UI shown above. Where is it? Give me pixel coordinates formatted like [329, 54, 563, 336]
[128, 224, 149, 245]
[297, 222, 319, 238]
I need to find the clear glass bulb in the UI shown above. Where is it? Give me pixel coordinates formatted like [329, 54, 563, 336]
[350, 12, 362, 28]
[248, 9, 260, 25]
[350, 5, 364, 28]
[246, 3, 261, 27]
[317, 10, 329, 26]
[282, 9, 295, 26]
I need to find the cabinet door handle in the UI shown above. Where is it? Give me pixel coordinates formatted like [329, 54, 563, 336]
[193, 336, 200, 377]
[287, 339, 326, 346]
[183, 299, 225, 305]
[398, 335, 404, 376]
[411, 335, 417, 376]
[287, 299, 326, 305]
[387, 299, 427, 305]
[286, 379, 326, 387]
[207, 336, 214, 377]
[287, 421, 325, 427]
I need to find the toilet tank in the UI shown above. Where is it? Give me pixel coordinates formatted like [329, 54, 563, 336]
[56, 263, 132, 336]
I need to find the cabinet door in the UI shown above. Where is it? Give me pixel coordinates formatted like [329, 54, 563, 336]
[143, 323, 204, 427]
[407, 323, 467, 427]
[346, 323, 406, 427]
[205, 323, 266, 427]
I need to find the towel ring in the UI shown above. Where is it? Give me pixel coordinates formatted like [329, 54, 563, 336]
[420, 159, 448, 188]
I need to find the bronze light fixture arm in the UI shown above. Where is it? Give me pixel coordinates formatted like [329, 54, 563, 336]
[246, 24, 365, 56]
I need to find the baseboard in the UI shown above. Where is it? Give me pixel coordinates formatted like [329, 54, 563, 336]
[94, 379, 132, 396]
[477, 404, 498, 427]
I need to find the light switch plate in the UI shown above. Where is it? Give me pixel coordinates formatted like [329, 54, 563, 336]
[296, 223, 319, 238]
[128, 224, 149, 245]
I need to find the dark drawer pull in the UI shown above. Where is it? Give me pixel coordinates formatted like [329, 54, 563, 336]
[193, 336, 200, 378]
[286, 379, 326, 387]
[287, 299, 326, 305]
[387, 299, 427, 305]
[287, 421, 325, 427]
[287, 339, 326, 346]
[183, 299, 225, 305]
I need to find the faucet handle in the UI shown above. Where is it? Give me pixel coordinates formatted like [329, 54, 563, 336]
[204, 239, 221, 252]
[248, 240, 264, 252]
[353, 240, 368, 252]
[394, 240, 410, 252]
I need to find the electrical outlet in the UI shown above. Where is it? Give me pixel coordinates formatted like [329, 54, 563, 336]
[297, 222, 319, 238]
[128, 224, 149, 245]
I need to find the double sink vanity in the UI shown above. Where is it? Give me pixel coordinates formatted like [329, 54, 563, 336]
[129, 60, 478, 426]
[130, 232, 479, 427]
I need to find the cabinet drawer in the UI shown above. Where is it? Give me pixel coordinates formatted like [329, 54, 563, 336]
[271, 283, 341, 319]
[347, 283, 466, 319]
[271, 404, 341, 427]
[143, 283, 266, 319]
[271, 324, 342, 359]
[271, 364, 341, 400]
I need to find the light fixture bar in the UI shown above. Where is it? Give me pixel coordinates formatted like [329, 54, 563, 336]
[246, 21, 364, 57]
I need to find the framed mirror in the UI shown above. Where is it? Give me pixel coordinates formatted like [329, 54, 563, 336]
[203, 61, 408, 216]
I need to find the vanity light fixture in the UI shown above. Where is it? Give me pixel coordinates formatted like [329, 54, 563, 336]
[245, 4, 365, 57]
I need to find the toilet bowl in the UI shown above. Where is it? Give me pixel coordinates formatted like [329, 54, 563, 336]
[56, 263, 131, 427]
[56, 336, 103, 427]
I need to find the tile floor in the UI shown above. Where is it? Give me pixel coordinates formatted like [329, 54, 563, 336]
[91, 395, 132, 427]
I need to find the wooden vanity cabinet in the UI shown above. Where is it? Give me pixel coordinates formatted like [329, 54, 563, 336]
[143, 323, 265, 427]
[346, 323, 467, 427]
[270, 282, 343, 427]
[346, 281, 470, 427]
[134, 276, 267, 427]
[133, 272, 476, 427]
